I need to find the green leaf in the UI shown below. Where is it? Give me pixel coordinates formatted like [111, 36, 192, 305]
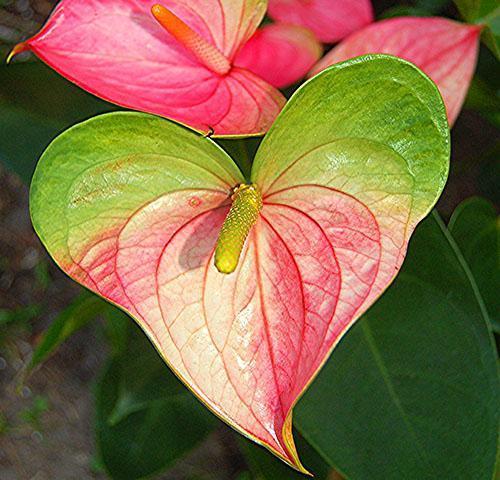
[101, 306, 131, 356]
[235, 472, 253, 480]
[295, 212, 499, 480]
[464, 77, 500, 127]
[0, 305, 40, 327]
[0, 61, 113, 181]
[28, 291, 108, 371]
[481, 24, 500, 60]
[454, 0, 499, 21]
[380, 0, 451, 18]
[95, 323, 217, 480]
[448, 197, 499, 332]
[414, 0, 451, 11]
[380, 6, 439, 18]
[478, 145, 500, 204]
[453, 1, 500, 58]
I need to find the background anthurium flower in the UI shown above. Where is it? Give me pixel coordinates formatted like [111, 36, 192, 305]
[7, 0, 318, 137]
[30, 56, 449, 472]
[234, 23, 322, 89]
[310, 17, 481, 125]
[267, 0, 374, 43]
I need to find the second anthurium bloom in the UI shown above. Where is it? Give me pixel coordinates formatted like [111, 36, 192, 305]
[269, 0, 482, 125]
[267, 0, 374, 43]
[30, 56, 450, 473]
[310, 16, 481, 125]
[8, 0, 321, 137]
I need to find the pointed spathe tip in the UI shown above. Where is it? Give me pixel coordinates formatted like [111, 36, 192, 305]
[280, 413, 313, 476]
[6, 42, 29, 64]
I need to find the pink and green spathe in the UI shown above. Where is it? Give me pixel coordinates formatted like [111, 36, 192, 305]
[30, 56, 450, 472]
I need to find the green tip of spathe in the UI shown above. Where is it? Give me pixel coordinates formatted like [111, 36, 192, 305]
[6, 42, 28, 64]
[214, 184, 262, 275]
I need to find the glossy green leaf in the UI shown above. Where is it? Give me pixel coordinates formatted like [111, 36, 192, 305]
[453, 0, 500, 58]
[295, 212, 499, 480]
[95, 322, 217, 480]
[28, 291, 108, 372]
[465, 77, 500, 127]
[453, 0, 499, 22]
[0, 61, 113, 181]
[449, 197, 499, 332]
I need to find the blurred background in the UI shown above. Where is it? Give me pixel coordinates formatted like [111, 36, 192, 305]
[0, 1, 498, 479]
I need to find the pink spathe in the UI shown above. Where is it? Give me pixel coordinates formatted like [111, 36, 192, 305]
[268, 0, 374, 43]
[311, 17, 481, 125]
[11, 0, 296, 136]
[234, 23, 322, 88]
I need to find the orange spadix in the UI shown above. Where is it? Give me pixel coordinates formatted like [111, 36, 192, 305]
[151, 4, 231, 76]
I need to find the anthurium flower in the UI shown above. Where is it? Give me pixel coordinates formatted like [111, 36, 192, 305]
[310, 17, 481, 125]
[30, 56, 449, 472]
[234, 23, 322, 89]
[268, 0, 374, 43]
[8, 0, 317, 136]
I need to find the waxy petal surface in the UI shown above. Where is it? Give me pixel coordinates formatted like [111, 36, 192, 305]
[17, 0, 284, 136]
[311, 17, 481, 125]
[267, 0, 373, 43]
[30, 57, 450, 472]
[250, 57, 449, 462]
[234, 24, 322, 88]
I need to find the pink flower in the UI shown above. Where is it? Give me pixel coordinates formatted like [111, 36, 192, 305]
[8, 0, 321, 136]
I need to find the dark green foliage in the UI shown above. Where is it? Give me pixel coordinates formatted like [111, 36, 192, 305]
[295, 212, 499, 480]
[95, 322, 217, 480]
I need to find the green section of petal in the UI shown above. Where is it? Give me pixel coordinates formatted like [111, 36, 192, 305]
[30, 112, 244, 265]
[252, 55, 450, 226]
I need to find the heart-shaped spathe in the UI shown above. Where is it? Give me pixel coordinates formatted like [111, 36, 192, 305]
[30, 56, 449, 472]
